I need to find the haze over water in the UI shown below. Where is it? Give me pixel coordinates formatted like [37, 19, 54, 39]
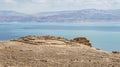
[0, 22, 120, 52]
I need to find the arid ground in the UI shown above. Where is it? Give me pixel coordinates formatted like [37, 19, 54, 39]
[0, 36, 120, 67]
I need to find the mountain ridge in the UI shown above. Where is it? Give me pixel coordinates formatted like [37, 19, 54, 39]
[0, 9, 120, 22]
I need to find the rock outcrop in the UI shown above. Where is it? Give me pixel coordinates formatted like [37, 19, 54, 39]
[112, 51, 120, 54]
[11, 35, 69, 45]
[11, 35, 92, 47]
[71, 37, 92, 47]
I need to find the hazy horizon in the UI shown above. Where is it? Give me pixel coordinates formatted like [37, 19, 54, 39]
[1, 0, 120, 14]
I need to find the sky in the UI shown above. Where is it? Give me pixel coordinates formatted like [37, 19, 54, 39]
[0, 0, 120, 14]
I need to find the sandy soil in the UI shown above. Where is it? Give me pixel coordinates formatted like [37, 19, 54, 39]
[0, 36, 120, 67]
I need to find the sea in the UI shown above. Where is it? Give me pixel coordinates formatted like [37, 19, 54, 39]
[0, 22, 120, 52]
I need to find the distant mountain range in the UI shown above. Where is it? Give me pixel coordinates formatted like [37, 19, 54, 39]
[0, 9, 120, 23]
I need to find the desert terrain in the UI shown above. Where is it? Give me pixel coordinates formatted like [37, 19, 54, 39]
[0, 36, 120, 67]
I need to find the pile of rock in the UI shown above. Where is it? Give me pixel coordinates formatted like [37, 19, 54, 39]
[71, 37, 92, 47]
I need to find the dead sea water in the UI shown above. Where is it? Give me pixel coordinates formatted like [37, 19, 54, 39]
[0, 22, 120, 52]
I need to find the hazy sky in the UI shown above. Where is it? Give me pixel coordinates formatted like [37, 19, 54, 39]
[0, 0, 120, 14]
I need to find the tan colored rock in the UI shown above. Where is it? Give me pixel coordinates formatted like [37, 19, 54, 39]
[11, 36, 92, 47]
[71, 37, 92, 47]
[11, 35, 69, 45]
